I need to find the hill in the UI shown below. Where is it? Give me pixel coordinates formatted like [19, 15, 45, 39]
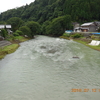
[0, 0, 100, 24]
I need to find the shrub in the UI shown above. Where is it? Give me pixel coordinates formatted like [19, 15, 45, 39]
[1, 29, 8, 38]
[63, 33, 70, 37]
[91, 35, 95, 39]
[15, 30, 23, 35]
[71, 33, 82, 38]
[13, 32, 19, 36]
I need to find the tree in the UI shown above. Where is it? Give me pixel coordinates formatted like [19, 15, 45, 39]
[7, 17, 24, 32]
[19, 26, 32, 38]
[46, 15, 71, 36]
[41, 21, 51, 35]
[26, 21, 41, 37]
[1, 29, 8, 38]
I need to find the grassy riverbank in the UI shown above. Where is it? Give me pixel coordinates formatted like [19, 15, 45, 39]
[0, 44, 19, 59]
[60, 36, 100, 51]
[0, 36, 30, 59]
[74, 39, 100, 51]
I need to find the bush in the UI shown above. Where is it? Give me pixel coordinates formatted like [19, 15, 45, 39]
[1, 29, 8, 38]
[91, 35, 95, 39]
[63, 33, 70, 37]
[13, 30, 23, 36]
[15, 30, 23, 35]
[13, 32, 19, 36]
[71, 33, 82, 38]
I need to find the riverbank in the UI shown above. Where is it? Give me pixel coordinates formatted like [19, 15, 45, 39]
[60, 36, 100, 51]
[0, 36, 30, 59]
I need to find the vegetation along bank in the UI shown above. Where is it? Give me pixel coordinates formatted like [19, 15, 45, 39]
[60, 32, 100, 51]
[0, 36, 30, 59]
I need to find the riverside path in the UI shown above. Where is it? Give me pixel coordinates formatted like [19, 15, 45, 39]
[0, 40, 12, 47]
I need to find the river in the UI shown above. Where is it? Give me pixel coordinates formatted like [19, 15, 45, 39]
[0, 35, 100, 100]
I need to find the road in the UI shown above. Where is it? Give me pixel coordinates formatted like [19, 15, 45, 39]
[0, 40, 12, 47]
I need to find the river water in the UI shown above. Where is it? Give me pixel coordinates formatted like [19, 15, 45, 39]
[0, 35, 100, 100]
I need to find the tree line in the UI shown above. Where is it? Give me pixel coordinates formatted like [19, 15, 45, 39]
[0, 15, 71, 38]
[0, 0, 100, 23]
[0, 0, 100, 37]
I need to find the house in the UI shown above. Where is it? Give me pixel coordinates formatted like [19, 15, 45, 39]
[73, 22, 80, 32]
[5, 25, 12, 34]
[74, 27, 82, 32]
[81, 22, 97, 32]
[0, 25, 5, 29]
[73, 21, 100, 32]
[0, 25, 12, 29]
[0, 25, 12, 34]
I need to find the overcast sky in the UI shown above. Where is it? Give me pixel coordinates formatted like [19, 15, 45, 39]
[0, 0, 35, 13]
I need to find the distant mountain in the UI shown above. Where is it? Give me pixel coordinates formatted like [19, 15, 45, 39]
[0, 0, 100, 24]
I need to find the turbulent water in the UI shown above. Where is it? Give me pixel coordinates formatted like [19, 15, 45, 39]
[0, 35, 100, 100]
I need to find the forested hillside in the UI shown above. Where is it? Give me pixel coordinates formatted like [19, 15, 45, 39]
[0, 0, 100, 37]
[0, 0, 100, 23]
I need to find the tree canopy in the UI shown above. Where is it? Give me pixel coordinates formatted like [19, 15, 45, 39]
[7, 17, 24, 31]
[45, 15, 71, 36]
[0, 0, 100, 23]
[26, 21, 41, 37]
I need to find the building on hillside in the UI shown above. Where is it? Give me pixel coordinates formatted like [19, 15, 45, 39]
[5, 25, 12, 34]
[73, 22, 80, 31]
[81, 22, 97, 32]
[0, 25, 5, 29]
[73, 21, 100, 32]
[0, 25, 12, 35]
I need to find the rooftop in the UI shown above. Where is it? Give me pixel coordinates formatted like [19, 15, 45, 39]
[81, 22, 94, 26]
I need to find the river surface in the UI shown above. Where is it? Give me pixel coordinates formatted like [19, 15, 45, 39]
[0, 35, 100, 100]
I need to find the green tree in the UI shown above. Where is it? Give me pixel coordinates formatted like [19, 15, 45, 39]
[1, 29, 8, 38]
[7, 17, 24, 32]
[26, 21, 41, 37]
[13, 30, 23, 36]
[46, 15, 71, 36]
[19, 26, 32, 38]
[41, 21, 51, 35]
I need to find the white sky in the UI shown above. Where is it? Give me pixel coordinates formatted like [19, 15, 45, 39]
[0, 0, 35, 13]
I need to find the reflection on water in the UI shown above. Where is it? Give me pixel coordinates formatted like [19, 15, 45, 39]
[0, 35, 100, 100]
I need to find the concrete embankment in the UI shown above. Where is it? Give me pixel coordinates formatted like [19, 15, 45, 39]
[0, 40, 12, 47]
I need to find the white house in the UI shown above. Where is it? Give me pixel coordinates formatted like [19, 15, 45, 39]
[6, 25, 11, 29]
[0, 25, 5, 29]
[0, 25, 12, 34]
[74, 22, 100, 32]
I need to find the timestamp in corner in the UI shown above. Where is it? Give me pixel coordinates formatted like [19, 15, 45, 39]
[71, 88, 100, 92]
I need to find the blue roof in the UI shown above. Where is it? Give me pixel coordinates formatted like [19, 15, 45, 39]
[92, 33, 100, 35]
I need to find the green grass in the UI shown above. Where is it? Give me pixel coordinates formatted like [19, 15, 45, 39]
[60, 35, 100, 51]
[14, 36, 29, 42]
[0, 44, 19, 59]
[0, 36, 30, 59]
[74, 39, 100, 51]
[6, 36, 30, 42]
